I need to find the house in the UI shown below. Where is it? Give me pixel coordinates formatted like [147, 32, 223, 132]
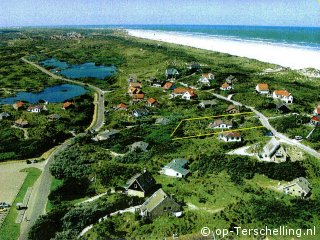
[12, 101, 24, 110]
[208, 119, 232, 129]
[219, 131, 242, 142]
[162, 82, 176, 91]
[27, 105, 46, 113]
[129, 82, 142, 89]
[140, 188, 182, 219]
[146, 98, 158, 107]
[198, 100, 217, 109]
[160, 158, 190, 178]
[15, 119, 29, 128]
[94, 129, 120, 141]
[256, 83, 269, 94]
[130, 141, 149, 152]
[276, 102, 290, 113]
[150, 78, 165, 88]
[225, 105, 240, 114]
[165, 68, 179, 79]
[116, 103, 128, 111]
[226, 75, 238, 84]
[129, 87, 143, 95]
[0, 112, 10, 120]
[187, 62, 201, 71]
[258, 137, 287, 163]
[198, 73, 214, 86]
[313, 105, 320, 115]
[279, 177, 311, 198]
[124, 170, 156, 198]
[220, 83, 232, 91]
[155, 117, 170, 125]
[272, 90, 293, 104]
[132, 107, 149, 117]
[62, 101, 74, 110]
[47, 114, 61, 121]
[310, 115, 320, 126]
[182, 89, 197, 100]
[131, 94, 145, 103]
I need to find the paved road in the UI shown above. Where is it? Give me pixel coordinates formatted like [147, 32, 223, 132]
[210, 91, 320, 159]
[19, 58, 105, 239]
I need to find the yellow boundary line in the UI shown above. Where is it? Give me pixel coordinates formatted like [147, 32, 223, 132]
[171, 112, 254, 137]
[172, 126, 265, 140]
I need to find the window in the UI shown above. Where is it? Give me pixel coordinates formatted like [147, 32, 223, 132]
[134, 184, 137, 188]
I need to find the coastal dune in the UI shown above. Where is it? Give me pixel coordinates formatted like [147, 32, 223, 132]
[127, 29, 320, 70]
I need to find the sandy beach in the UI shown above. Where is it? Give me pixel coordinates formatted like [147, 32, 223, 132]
[127, 29, 320, 70]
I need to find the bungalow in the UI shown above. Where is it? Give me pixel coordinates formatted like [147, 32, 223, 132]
[124, 170, 156, 198]
[140, 188, 182, 219]
[219, 131, 242, 142]
[132, 107, 149, 117]
[131, 93, 145, 103]
[256, 83, 269, 94]
[130, 141, 149, 152]
[116, 103, 128, 111]
[182, 89, 197, 100]
[47, 114, 61, 121]
[198, 100, 217, 109]
[94, 129, 120, 141]
[160, 158, 190, 178]
[279, 177, 311, 198]
[162, 82, 176, 91]
[62, 101, 74, 110]
[198, 73, 214, 86]
[258, 137, 287, 163]
[12, 101, 24, 110]
[150, 78, 165, 88]
[208, 119, 232, 129]
[15, 119, 29, 128]
[27, 105, 46, 113]
[0, 112, 10, 120]
[220, 83, 232, 91]
[313, 105, 320, 115]
[272, 90, 293, 104]
[225, 105, 240, 114]
[310, 115, 320, 126]
[146, 98, 158, 107]
[165, 68, 179, 79]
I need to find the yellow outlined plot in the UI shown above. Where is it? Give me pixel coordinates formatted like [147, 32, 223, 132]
[171, 112, 264, 140]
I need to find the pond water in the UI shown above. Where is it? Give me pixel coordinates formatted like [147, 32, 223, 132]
[0, 84, 88, 104]
[40, 58, 116, 80]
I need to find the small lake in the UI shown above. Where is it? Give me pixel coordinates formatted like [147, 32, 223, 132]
[0, 84, 88, 104]
[40, 58, 116, 80]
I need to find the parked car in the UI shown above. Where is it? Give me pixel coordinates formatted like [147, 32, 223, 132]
[295, 136, 303, 141]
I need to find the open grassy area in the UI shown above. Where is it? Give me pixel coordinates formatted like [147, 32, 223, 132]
[0, 167, 41, 240]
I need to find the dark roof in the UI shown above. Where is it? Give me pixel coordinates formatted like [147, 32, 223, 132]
[125, 171, 156, 193]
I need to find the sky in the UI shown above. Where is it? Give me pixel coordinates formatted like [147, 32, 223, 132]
[0, 0, 320, 27]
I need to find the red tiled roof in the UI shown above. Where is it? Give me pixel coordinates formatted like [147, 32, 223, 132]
[221, 83, 230, 89]
[162, 82, 173, 89]
[222, 131, 241, 138]
[147, 98, 157, 104]
[117, 103, 127, 109]
[202, 73, 214, 78]
[129, 82, 142, 88]
[132, 94, 145, 99]
[63, 102, 73, 109]
[173, 87, 188, 94]
[274, 90, 291, 97]
[311, 116, 320, 122]
[257, 83, 269, 91]
[16, 101, 24, 108]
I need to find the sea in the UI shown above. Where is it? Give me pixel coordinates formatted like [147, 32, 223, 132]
[78, 24, 320, 51]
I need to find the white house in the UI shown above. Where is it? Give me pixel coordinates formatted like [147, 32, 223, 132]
[160, 158, 190, 178]
[272, 90, 293, 104]
[219, 132, 242, 142]
[208, 119, 232, 129]
[279, 177, 311, 198]
[172, 88, 196, 100]
[198, 73, 214, 86]
[310, 116, 320, 126]
[258, 137, 287, 163]
[256, 83, 269, 94]
[220, 82, 232, 91]
[27, 105, 46, 113]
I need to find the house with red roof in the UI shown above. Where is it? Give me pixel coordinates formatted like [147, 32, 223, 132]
[12, 101, 24, 110]
[146, 98, 158, 107]
[116, 103, 128, 110]
[256, 83, 269, 94]
[220, 82, 232, 91]
[162, 82, 176, 91]
[198, 73, 214, 86]
[62, 101, 74, 110]
[310, 115, 320, 126]
[272, 90, 293, 104]
[27, 105, 47, 113]
[219, 132, 242, 142]
[171, 88, 197, 100]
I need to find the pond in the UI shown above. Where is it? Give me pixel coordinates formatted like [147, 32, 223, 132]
[0, 84, 88, 104]
[40, 58, 116, 80]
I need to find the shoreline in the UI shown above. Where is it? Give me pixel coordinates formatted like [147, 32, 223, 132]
[126, 29, 320, 70]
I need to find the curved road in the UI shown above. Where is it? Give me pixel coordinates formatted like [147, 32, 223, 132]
[19, 58, 105, 239]
[210, 91, 320, 159]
